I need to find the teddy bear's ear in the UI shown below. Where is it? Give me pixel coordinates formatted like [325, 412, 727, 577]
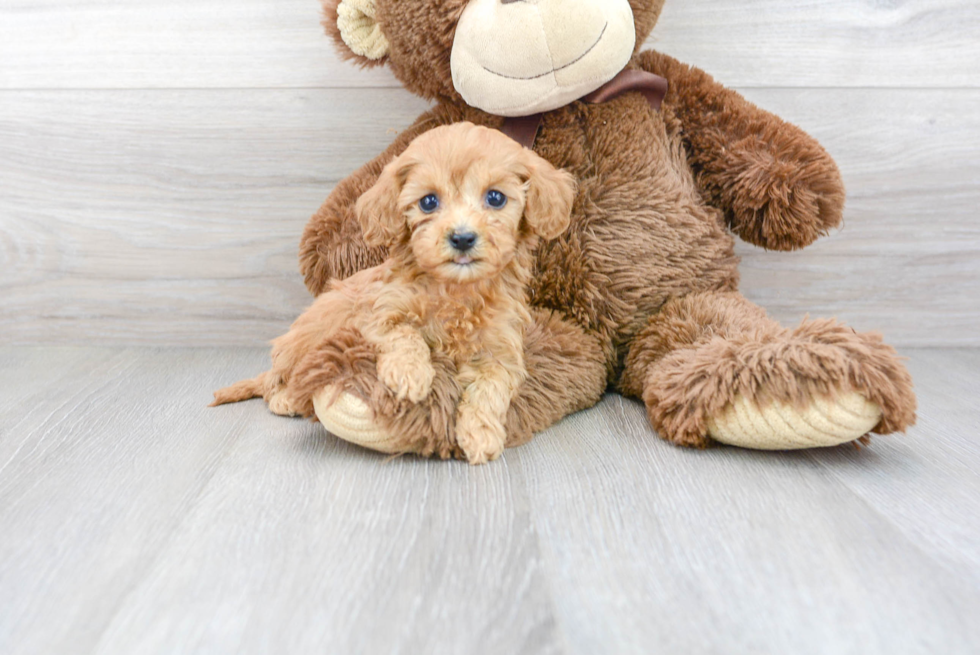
[326, 0, 390, 64]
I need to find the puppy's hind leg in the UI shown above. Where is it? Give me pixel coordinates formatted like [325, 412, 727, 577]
[210, 371, 302, 417]
[212, 290, 356, 415]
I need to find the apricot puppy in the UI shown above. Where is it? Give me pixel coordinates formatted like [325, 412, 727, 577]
[213, 122, 575, 464]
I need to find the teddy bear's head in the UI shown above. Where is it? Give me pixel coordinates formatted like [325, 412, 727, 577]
[323, 0, 666, 117]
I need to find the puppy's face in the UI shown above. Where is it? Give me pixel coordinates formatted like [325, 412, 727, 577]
[356, 122, 575, 284]
[400, 149, 527, 283]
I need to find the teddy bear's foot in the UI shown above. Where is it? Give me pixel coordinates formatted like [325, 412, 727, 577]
[621, 291, 916, 450]
[313, 387, 404, 454]
[705, 391, 882, 450]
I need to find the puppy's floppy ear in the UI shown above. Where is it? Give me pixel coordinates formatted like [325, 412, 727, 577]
[522, 150, 575, 241]
[355, 153, 412, 248]
[324, 0, 390, 65]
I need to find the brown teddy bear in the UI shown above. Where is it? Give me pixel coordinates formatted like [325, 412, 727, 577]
[279, 0, 916, 459]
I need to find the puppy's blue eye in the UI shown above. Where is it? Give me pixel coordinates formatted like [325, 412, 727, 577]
[419, 194, 440, 214]
[485, 189, 507, 209]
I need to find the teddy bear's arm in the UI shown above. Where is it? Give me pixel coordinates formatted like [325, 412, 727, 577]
[299, 107, 455, 295]
[636, 50, 846, 251]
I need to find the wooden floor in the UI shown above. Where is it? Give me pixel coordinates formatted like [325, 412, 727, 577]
[1, 346, 977, 654]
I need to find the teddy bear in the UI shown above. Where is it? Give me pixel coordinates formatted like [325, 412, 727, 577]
[279, 0, 916, 459]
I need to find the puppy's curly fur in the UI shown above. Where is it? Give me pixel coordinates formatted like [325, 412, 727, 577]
[212, 122, 575, 464]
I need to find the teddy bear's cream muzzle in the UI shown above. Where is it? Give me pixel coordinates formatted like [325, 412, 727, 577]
[450, 0, 637, 117]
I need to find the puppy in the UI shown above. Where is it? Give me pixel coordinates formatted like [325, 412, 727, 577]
[212, 122, 575, 464]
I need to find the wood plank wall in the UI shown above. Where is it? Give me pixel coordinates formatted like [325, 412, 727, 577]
[1, 0, 978, 346]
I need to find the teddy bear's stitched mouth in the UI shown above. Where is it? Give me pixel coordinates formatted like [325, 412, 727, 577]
[479, 22, 608, 81]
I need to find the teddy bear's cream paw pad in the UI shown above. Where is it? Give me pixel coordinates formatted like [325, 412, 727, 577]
[313, 388, 402, 454]
[706, 391, 882, 450]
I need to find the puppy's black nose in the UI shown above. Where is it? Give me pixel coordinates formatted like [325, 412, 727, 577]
[449, 231, 478, 252]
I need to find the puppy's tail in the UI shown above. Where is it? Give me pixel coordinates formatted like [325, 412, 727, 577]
[210, 372, 269, 407]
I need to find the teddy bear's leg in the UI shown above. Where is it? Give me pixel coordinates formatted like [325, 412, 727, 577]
[286, 309, 608, 459]
[620, 291, 916, 449]
[504, 309, 609, 447]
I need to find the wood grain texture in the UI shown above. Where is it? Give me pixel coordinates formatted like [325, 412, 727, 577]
[807, 349, 980, 588]
[0, 348, 256, 655]
[516, 348, 980, 654]
[2, 87, 977, 346]
[0, 347, 978, 654]
[0, 88, 428, 345]
[652, 0, 980, 88]
[735, 88, 980, 345]
[0, 347, 560, 655]
[1, 0, 978, 89]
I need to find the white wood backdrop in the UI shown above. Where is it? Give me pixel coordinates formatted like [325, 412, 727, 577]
[1, 0, 978, 346]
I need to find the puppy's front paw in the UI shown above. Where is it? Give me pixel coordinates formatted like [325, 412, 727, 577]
[378, 353, 434, 403]
[455, 409, 506, 465]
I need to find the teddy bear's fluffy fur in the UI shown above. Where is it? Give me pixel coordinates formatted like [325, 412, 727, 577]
[285, 0, 915, 455]
[214, 123, 575, 462]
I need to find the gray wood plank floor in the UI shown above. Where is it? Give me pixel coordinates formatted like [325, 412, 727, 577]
[1, 347, 977, 654]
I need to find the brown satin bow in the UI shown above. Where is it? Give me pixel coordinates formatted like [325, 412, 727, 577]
[501, 69, 668, 148]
